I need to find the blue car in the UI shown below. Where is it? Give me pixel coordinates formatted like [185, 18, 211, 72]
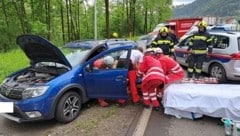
[0, 35, 136, 123]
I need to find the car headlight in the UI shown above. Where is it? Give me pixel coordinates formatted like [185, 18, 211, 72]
[22, 86, 49, 99]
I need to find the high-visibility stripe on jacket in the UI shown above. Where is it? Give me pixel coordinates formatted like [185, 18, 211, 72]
[188, 31, 212, 54]
[151, 35, 174, 55]
[138, 55, 165, 86]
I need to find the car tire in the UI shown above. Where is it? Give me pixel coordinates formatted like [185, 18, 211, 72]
[209, 63, 227, 83]
[55, 91, 81, 123]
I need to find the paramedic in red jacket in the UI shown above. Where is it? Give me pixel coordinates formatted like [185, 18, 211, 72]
[154, 47, 185, 98]
[138, 48, 165, 111]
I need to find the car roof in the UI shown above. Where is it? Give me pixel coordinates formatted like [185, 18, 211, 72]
[209, 31, 240, 37]
[65, 39, 136, 49]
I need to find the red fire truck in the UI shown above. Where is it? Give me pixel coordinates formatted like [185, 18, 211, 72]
[149, 17, 202, 39]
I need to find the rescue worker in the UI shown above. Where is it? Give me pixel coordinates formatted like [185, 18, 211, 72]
[165, 25, 179, 45]
[154, 47, 185, 98]
[111, 32, 119, 40]
[138, 48, 165, 111]
[119, 47, 144, 104]
[150, 27, 175, 57]
[127, 47, 144, 104]
[94, 56, 126, 107]
[186, 21, 212, 79]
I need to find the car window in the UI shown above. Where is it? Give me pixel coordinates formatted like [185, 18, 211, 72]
[179, 36, 192, 47]
[65, 49, 90, 67]
[211, 35, 229, 49]
[92, 49, 129, 70]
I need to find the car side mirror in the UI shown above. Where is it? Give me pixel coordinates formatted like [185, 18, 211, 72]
[85, 65, 93, 72]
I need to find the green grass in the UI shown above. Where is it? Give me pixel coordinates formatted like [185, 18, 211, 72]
[0, 49, 29, 82]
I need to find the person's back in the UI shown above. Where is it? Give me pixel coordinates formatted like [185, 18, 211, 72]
[138, 49, 165, 110]
[158, 55, 184, 84]
[155, 48, 184, 84]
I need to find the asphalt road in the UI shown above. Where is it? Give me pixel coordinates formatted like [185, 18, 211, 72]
[0, 116, 59, 136]
[144, 107, 225, 136]
[0, 76, 238, 136]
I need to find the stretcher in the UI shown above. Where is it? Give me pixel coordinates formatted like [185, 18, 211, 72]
[162, 82, 240, 121]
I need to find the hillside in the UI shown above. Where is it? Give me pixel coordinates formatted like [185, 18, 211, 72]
[173, 0, 240, 18]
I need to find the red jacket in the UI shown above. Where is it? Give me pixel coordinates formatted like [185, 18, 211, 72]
[138, 55, 165, 85]
[157, 55, 184, 84]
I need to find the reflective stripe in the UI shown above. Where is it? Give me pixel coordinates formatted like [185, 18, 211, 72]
[143, 97, 150, 100]
[191, 50, 207, 54]
[173, 68, 183, 73]
[152, 41, 157, 45]
[157, 40, 172, 44]
[188, 68, 194, 72]
[206, 38, 212, 42]
[143, 72, 165, 81]
[149, 93, 156, 97]
[193, 35, 207, 41]
[151, 97, 157, 100]
[172, 64, 179, 71]
[142, 93, 148, 96]
[195, 68, 201, 73]
[148, 67, 164, 73]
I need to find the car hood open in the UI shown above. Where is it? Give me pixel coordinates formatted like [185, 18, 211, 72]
[17, 34, 72, 68]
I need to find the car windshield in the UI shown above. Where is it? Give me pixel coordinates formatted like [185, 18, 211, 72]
[62, 47, 91, 68]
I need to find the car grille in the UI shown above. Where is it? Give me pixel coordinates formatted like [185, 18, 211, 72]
[0, 84, 23, 100]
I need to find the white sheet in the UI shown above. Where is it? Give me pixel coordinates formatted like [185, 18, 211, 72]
[162, 83, 240, 121]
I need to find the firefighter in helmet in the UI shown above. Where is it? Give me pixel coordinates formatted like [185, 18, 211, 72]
[111, 32, 118, 38]
[150, 26, 175, 57]
[186, 20, 212, 79]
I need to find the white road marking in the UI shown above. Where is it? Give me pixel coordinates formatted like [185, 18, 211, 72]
[132, 106, 152, 136]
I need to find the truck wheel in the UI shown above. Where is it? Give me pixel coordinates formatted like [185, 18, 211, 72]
[209, 63, 227, 83]
[55, 91, 81, 123]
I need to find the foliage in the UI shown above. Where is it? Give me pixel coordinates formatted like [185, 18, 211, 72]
[0, 0, 173, 52]
[0, 49, 29, 82]
[173, 0, 240, 18]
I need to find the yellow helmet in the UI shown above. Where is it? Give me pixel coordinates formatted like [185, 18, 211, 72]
[198, 21, 207, 28]
[159, 27, 169, 33]
[112, 32, 118, 38]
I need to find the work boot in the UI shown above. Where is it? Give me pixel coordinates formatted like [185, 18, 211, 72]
[187, 72, 193, 78]
[98, 99, 109, 107]
[153, 107, 160, 111]
[117, 99, 126, 107]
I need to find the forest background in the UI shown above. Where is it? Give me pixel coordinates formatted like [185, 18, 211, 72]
[0, 0, 173, 52]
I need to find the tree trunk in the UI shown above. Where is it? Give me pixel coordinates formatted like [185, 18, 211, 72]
[105, 0, 109, 38]
[1, 0, 9, 27]
[65, 0, 70, 41]
[45, 0, 51, 39]
[60, 3, 66, 43]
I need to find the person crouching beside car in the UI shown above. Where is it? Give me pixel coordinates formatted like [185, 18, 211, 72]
[93, 56, 126, 107]
[154, 47, 185, 99]
[137, 48, 165, 111]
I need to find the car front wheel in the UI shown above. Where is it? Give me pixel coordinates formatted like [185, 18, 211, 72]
[55, 91, 81, 123]
[209, 63, 227, 83]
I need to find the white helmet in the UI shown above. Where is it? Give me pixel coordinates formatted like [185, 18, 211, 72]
[155, 47, 163, 54]
[103, 56, 114, 67]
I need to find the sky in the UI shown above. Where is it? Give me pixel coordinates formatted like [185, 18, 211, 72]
[87, 0, 196, 6]
[173, 0, 196, 6]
